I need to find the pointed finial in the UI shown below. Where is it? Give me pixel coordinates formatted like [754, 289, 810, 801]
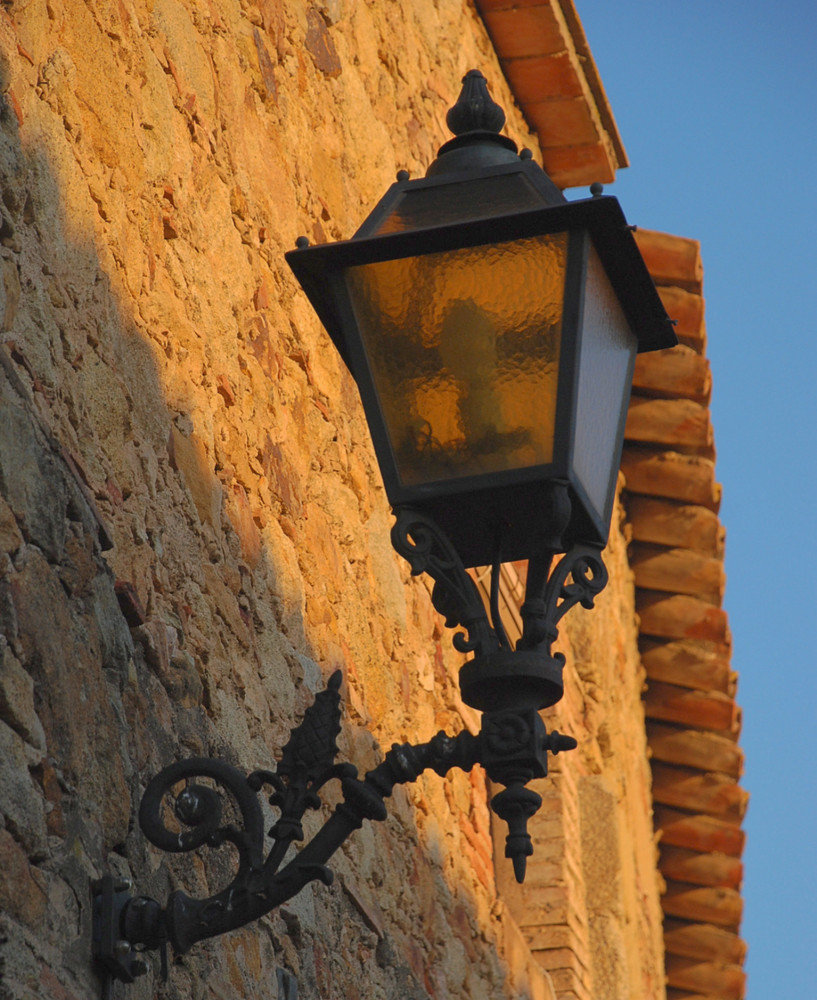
[512, 853, 528, 884]
[446, 69, 506, 136]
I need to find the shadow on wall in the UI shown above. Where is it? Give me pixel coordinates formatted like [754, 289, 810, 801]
[0, 18, 523, 1000]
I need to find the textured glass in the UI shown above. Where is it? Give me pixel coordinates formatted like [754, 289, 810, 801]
[373, 174, 546, 234]
[345, 234, 568, 485]
[573, 244, 637, 518]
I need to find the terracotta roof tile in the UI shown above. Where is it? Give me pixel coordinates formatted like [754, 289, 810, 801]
[474, 0, 627, 187]
[625, 231, 747, 998]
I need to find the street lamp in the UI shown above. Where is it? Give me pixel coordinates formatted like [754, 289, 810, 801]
[286, 66, 674, 750]
[92, 70, 675, 992]
[287, 69, 673, 568]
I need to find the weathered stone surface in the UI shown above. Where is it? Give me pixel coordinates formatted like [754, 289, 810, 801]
[0, 640, 46, 751]
[1, 254, 21, 331]
[0, 718, 48, 858]
[0, 2, 721, 998]
[0, 383, 67, 563]
[0, 493, 24, 556]
[0, 828, 48, 929]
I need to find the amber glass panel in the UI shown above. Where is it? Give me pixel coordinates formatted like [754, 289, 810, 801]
[345, 234, 568, 486]
[573, 244, 637, 519]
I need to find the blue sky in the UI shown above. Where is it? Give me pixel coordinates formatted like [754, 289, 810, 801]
[566, 2, 817, 994]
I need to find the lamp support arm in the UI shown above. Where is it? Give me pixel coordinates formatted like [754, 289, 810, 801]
[93, 508, 603, 993]
[92, 681, 483, 989]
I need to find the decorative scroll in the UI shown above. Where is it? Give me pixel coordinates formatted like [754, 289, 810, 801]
[94, 669, 579, 987]
[518, 543, 608, 652]
[390, 506, 500, 657]
[106, 674, 485, 963]
[550, 546, 609, 621]
[134, 674, 350, 955]
[138, 757, 266, 866]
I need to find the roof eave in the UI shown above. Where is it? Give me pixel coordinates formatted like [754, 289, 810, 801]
[475, 0, 628, 188]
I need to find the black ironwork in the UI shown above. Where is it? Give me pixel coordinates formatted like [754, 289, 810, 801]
[285, 72, 675, 569]
[92, 874, 155, 997]
[445, 68, 506, 135]
[389, 495, 605, 879]
[92, 498, 607, 991]
[390, 506, 500, 657]
[91, 675, 478, 989]
[91, 68, 649, 993]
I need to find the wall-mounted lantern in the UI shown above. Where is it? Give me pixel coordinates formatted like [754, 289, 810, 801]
[92, 70, 675, 994]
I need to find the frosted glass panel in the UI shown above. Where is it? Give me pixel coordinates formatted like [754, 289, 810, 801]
[573, 244, 637, 518]
[345, 234, 568, 485]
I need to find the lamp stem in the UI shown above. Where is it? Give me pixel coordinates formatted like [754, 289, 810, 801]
[490, 533, 511, 650]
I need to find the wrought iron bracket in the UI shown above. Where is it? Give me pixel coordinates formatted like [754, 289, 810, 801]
[91, 874, 167, 998]
[93, 503, 607, 992]
[92, 677, 576, 990]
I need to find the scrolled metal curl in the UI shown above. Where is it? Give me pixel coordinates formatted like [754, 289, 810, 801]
[390, 506, 499, 657]
[552, 546, 608, 621]
[138, 757, 266, 869]
[517, 543, 608, 653]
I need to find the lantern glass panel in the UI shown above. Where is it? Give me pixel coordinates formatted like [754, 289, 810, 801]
[345, 233, 568, 487]
[573, 243, 638, 519]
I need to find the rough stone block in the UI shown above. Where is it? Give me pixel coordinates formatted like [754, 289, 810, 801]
[0, 642, 46, 751]
[0, 828, 48, 928]
[0, 386, 67, 562]
[0, 718, 48, 858]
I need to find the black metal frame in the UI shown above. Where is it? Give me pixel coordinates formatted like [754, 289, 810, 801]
[287, 200, 673, 568]
[351, 159, 567, 239]
[287, 194, 673, 362]
[284, 70, 673, 567]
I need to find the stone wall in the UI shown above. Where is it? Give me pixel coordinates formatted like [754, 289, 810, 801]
[0, 2, 665, 999]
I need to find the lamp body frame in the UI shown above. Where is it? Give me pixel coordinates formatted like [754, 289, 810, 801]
[287, 194, 665, 565]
